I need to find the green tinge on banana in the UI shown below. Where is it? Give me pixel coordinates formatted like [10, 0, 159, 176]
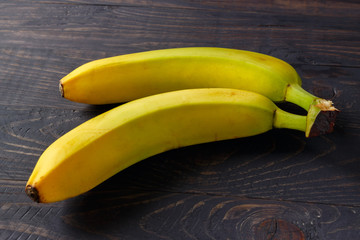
[26, 89, 323, 203]
[59, 47, 336, 114]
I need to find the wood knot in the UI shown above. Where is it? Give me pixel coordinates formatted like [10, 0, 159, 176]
[255, 218, 305, 240]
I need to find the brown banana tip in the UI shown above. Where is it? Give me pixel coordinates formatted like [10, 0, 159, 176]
[308, 109, 339, 137]
[25, 185, 40, 203]
[59, 81, 64, 98]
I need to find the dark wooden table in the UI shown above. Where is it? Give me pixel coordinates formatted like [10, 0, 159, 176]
[1, 1, 359, 239]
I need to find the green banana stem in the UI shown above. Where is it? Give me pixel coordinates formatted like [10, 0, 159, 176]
[273, 108, 307, 132]
[273, 104, 338, 138]
[285, 84, 317, 111]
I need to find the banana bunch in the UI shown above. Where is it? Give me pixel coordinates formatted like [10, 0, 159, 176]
[26, 47, 338, 203]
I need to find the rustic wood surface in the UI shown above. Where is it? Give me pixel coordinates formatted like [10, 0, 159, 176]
[1, 0, 360, 239]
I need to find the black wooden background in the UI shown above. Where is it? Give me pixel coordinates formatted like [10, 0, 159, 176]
[1, 1, 360, 239]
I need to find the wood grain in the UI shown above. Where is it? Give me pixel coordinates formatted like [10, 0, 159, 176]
[2, 181, 360, 239]
[1, 0, 359, 239]
[0, 1, 359, 67]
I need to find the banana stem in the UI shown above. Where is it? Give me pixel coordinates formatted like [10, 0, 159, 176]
[285, 84, 317, 111]
[285, 84, 339, 137]
[274, 104, 338, 137]
[273, 108, 307, 133]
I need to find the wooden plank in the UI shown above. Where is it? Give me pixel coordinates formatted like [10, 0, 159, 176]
[0, 2, 359, 67]
[0, 36, 359, 206]
[0, 0, 359, 239]
[16, 0, 360, 18]
[1, 180, 360, 239]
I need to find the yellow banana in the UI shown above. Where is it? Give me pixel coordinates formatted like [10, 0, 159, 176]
[26, 88, 323, 203]
[60, 47, 336, 113]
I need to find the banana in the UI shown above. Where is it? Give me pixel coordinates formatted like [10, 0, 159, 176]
[26, 88, 323, 203]
[60, 47, 336, 114]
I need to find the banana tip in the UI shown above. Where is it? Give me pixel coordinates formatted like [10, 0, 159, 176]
[59, 81, 64, 98]
[25, 185, 40, 203]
